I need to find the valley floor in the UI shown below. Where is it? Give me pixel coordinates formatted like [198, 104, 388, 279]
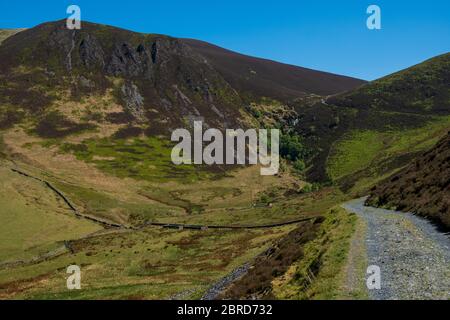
[343, 198, 450, 300]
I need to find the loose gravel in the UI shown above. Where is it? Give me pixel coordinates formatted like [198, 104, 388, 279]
[343, 198, 450, 300]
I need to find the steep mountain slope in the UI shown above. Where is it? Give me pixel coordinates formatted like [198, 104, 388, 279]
[183, 39, 366, 100]
[0, 21, 245, 133]
[0, 20, 365, 138]
[366, 132, 450, 228]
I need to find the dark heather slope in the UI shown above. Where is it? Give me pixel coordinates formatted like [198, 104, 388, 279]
[328, 53, 450, 115]
[366, 132, 450, 228]
[182, 39, 366, 101]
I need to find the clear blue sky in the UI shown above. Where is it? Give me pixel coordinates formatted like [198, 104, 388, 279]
[1, 0, 449, 80]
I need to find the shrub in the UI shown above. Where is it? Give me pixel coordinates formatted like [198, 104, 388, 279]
[293, 159, 306, 172]
[280, 133, 308, 161]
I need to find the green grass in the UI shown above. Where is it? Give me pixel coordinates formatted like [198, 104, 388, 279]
[0, 154, 345, 300]
[0, 135, 6, 158]
[60, 136, 221, 183]
[142, 187, 345, 227]
[0, 166, 100, 262]
[273, 207, 366, 300]
[0, 225, 294, 300]
[327, 131, 384, 181]
[327, 115, 450, 182]
[49, 181, 185, 224]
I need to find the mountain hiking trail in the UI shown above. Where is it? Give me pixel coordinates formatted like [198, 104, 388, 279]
[342, 198, 450, 300]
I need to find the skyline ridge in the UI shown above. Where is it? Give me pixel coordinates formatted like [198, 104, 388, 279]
[1, 0, 449, 80]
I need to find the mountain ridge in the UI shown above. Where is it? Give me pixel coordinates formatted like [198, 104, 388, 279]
[182, 38, 366, 99]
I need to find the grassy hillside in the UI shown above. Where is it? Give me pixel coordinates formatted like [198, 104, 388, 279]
[326, 115, 450, 193]
[0, 222, 296, 299]
[328, 53, 450, 115]
[293, 53, 450, 185]
[0, 162, 101, 262]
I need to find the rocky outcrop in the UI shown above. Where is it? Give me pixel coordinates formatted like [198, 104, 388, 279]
[79, 34, 105, 69]
[120, 82, 146, 122]
[47, 28, 77, 71]
[106, 42, 153, 78]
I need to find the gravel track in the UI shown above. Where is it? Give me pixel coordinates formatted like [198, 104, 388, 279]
[343, 198, 450, 300]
